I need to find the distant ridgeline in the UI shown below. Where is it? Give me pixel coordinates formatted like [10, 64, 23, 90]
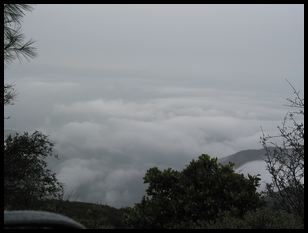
[219, 149, 269, 169]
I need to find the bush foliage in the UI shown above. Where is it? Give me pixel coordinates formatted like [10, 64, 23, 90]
[125, 154, 264, 228]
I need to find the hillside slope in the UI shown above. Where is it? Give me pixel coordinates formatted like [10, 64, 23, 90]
[28, 199, 128, 229]
[219, 148, 268, 169]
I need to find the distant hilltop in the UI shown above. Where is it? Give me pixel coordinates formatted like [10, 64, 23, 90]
[219, 148, 269, 169]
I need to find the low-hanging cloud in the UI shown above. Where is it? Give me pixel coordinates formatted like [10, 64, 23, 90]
[4, 75, 289, 207]
[29, 85, 285, 207]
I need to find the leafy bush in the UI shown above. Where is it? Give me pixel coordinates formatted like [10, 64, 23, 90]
[4, 131, 63, 209]
[125, 154, 263, 228]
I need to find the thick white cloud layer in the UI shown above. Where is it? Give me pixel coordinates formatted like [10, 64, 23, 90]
[236, 160, 272, 191]
[6, 78, 289, 207]
[4, 75, 294, 207]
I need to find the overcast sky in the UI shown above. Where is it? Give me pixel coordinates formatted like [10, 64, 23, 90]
[4, 4, 304, 207]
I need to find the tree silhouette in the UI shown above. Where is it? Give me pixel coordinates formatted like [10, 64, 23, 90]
[126, 154, 263, 228]
[4, 131, 64, 209]
[4, 4, 36, 107]
[4, 4, 36, 64]
[261, 81, 304, 220]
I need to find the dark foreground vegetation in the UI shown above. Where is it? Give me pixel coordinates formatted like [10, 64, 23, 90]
[4, 152, 303, 229]
[5, 194, 303, 229]
[20, 199, 128, 229]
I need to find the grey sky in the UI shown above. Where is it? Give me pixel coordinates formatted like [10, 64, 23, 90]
[4, 4, 304, 207]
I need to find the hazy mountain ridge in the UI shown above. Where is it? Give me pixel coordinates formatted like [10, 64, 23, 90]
[219, 148, 269, 169]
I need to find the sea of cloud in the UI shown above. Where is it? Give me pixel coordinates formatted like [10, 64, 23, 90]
[4, 71, 288, 207]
